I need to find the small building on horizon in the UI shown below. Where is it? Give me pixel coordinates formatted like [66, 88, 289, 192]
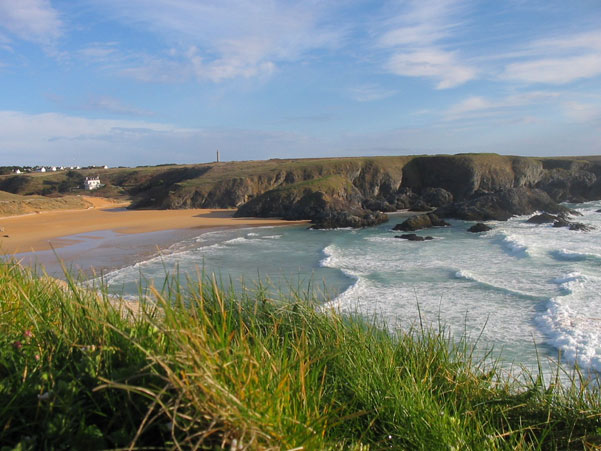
[85, 176, 102, 191]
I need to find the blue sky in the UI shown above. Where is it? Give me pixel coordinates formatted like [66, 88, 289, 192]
[0, 0, 600, 166]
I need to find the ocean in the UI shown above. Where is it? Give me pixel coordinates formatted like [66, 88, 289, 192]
[99, 201, 601, 376]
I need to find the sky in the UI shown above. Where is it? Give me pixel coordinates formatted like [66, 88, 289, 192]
[0, 0, 600, 166]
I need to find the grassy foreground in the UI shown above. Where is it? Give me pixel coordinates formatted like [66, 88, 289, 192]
[1, 262, 601, 450]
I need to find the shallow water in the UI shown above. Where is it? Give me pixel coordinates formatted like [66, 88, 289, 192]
[97, 203, 601, 375]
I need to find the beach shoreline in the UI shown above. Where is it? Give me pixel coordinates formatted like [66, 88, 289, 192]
[0, 198, 308, 277]
[0, 198, 308, 255]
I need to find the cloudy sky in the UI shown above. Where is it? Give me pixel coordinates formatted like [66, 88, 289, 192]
[0, 0, 600, 166]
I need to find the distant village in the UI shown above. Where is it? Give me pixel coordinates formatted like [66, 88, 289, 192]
[11, 165, 109, 174]
[1, 165, 110, 191]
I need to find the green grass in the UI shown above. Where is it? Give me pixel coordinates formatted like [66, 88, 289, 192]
[1, 260, 601, 449]
[0, 191, 30, 201]
[273, 174, 356, 195]
[0, 195, 92, 217]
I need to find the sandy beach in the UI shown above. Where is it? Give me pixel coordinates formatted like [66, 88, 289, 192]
[0, 196, 307, 255]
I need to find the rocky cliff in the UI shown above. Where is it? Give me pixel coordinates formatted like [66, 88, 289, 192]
[123, 154, 601, 227]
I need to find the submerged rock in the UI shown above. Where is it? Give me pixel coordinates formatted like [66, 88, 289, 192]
[468, 223, 492, 233]
[552, 218, 594, 231]
[395, 234, 434, 241]
[553, 218, 570, 228]
[527, 213, 559, 224]
[393, 213, 450, 232]
[569, 222, 594, 232]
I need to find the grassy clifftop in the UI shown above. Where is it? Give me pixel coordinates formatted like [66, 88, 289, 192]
[1, 260, 601, 449]
[0, 157, 411, 208]
[2, 154, 601, 225]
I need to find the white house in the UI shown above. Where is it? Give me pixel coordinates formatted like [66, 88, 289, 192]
[85, 176, 102, 191]
[15, 169, 21, 174]
[39, 167, 46, 173]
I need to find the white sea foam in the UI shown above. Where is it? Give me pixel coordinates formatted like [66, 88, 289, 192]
[319, 245, 335, 268]
[319, 244, 363, 310]
[454, 269, 546, 301]
[498, 232, 531, 257]
[550, 249, 601, 263]
[365, 236, 400, 243]
[536, 272, 601, 371]
[223, 237, 250, 245]
[321, 273, 362, 311]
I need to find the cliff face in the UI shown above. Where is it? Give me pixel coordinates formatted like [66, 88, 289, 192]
[401, 155, 545, 200]
[234, 174, 389, 228]
[123, 155, 601, 227]
[153, 158, 407, 212]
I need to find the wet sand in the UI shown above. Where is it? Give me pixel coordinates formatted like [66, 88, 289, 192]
[0, 198, 307, 277]
[0, 199, 306, 254]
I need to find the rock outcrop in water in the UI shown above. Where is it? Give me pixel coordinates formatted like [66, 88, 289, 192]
[393, 213, 450, 232]
[395, 234, 434, 241]
[527, 213, 562, 224]
[525, 211, 593, 231]
[434, 187, 571, 221]
[468, 223, 492, 233]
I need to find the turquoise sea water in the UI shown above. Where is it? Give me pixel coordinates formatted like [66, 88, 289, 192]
[100, 202, 601, 375]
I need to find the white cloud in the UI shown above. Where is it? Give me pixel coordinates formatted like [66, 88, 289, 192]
[533, 30, 601, 52]
[0, 31, 11, 51]
[84, 0, 343, 83]
[446, 96, 493, 116]
[377, 0, 476, 89]
[45, 92, 153, 117]
[117, 55, 192, 83]
[0, 111, 174, 141]
[0, 110, 184, 164]
[0, 0, 61, 46]
[1, 106, 599, 166]
[349, 84, 398, 102]
[0, 110, 326, 165]
[82, 96, 153, 116]
[78, 42, 119, 60]
[563, 102, 601, 122]
[502, 31, 601, 85]
[504, 54, 601, 85]
[445, 91, 561, 120]
[386, 49, 475, 89]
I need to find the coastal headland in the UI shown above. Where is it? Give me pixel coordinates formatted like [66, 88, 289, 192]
[2, 153, 601, 253]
